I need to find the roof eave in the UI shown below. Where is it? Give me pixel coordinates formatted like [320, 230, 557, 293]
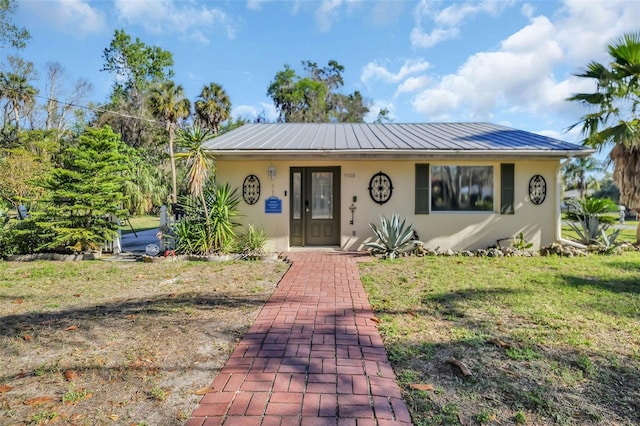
[211, 148, 596, 161]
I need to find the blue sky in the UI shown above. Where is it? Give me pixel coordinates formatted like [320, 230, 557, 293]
[11, 0, 640, 153]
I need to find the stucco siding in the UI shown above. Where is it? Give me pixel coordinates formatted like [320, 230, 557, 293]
[216, 158, 560, 252]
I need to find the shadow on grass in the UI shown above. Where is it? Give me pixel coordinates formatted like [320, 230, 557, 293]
[560, 274, 640, 295]
[421, 287, 528, 317]
[0, 292, 270, 337]
[381, 329, 640, 425]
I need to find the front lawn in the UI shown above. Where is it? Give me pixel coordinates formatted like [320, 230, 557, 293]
[360, 252, 640, 425]
[0, 259, 288, 425]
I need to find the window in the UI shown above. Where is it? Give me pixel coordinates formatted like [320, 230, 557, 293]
[500, 164, 514, 214]
[430, 165, 494, 211]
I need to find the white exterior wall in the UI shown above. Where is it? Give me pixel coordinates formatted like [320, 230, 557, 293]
[216, 158, 560, 252]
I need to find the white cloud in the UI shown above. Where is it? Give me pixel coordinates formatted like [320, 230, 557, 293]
[233, 103, 278, 122]
[412, 16, 564, 120]
[411, 0, 513, 48]
[22, 0, 106, 36]
[554, 0, 640, 65]
[409, 0, 639, 125]
[396, 76, 430, 95]
[410, 27, 459, 49]
[364, 100, 397, 123]
[114, 0, 237, 43]
[314, 0, 360, 32]
[434, 0, 509, 27]
[361, 58, 430, 84]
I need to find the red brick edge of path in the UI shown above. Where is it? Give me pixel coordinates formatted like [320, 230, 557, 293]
[185, 252, 412, 426]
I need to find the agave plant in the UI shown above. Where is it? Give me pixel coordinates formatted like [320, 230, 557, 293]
[565, 197, 620, 246]
[364, 214, 419, 260]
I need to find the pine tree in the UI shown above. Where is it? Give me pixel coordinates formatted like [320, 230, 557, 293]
[35, 126, 131, 253]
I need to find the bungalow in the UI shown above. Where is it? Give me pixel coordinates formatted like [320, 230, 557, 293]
[202, 123, 593, 252]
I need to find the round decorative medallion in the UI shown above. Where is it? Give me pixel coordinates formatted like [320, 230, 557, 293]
[368, 171, 393, 205]
[529, 175, 546, 205]
[242, 175, 261, 205]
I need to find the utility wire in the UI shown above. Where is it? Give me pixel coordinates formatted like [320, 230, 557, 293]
[0, 85, 163, 125]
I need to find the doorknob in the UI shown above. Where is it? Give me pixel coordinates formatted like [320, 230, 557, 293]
[305, 200, 309, 213]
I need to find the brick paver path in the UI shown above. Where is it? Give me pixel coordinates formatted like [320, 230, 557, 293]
[185, 252, 412, 425]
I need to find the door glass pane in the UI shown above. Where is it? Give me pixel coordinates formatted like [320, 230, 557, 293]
[312, 172, 333, 219]
[293, 172, 301, 219]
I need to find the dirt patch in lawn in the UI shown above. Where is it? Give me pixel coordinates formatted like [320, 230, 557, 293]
[0, 259, 289, 425]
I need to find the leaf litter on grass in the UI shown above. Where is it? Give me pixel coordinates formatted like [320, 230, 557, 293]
[0, 259, 288, 425]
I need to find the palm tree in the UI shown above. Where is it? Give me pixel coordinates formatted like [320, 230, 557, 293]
[562, 157, 603, 198]
[175, 125, 216, 243]
[194, 83, 231, 135]
[568, 31, 640, 242]
[147, 81, 191, 204]
[0, 71, 38, 133]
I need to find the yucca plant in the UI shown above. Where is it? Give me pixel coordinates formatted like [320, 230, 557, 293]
[364, 213, 419, 260]
[172, 181, 241, 255]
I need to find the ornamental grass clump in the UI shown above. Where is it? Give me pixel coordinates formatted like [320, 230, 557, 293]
[364, 213, 419, 260]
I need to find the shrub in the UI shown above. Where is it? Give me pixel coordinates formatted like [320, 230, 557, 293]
[565, 197, 621, 247]
[238, 225, 268, 257]
[172, 181, 241, 255]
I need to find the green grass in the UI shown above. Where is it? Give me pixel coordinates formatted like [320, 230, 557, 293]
[121, 215, 159, 234]
[359, 252, 640, 425]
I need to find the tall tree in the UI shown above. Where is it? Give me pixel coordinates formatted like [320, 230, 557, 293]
[568, 31, 640, 242]
[195, 83, 231, 135]
[34, 126, 130, 253]
[99, 29, 174, 148]
[562, 157, 603, 198]
[43, 62, 92, 137]
[0, 0, 30, 49]
[267, 60, 369, 123]
[175, 125, 216, 243]
[0, 57, 38, 142]
[147, 80, 191, 204]
[101, 29, 174, 98]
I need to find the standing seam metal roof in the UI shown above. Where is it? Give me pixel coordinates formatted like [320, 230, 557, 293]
[202, 122, 591, 155]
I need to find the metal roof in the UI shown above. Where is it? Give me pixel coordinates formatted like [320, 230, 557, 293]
[202, 123, 593, 159]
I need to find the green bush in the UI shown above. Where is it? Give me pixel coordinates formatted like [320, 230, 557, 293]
[238, 225, 268, 257]
[172, 181, 241, 255]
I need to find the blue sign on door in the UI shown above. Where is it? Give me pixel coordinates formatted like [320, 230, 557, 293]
[265, 196, 282, 214]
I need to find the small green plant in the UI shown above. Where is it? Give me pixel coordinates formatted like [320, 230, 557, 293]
[364, 213, 420, 260]
[238, 224, 268, 257]
[149, 386, 169, 401]
[514, 410, 527, 424]
[513, 232, 533, 250]
[30, 410, 58, 423]
[476, 409, 495, 424]
[63, 387, 91, 403]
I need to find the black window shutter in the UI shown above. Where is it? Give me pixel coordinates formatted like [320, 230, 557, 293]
[501, 163, 515, 214]
[415, 164, 429, 214]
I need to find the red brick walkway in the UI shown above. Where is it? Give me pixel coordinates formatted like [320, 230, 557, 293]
[185, 252, 412, 425]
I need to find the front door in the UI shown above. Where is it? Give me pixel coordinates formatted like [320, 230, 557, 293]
[290, 167, 340, 246]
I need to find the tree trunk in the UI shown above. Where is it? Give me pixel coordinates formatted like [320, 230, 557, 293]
[168, 123, 178, 204]
[636, 221, 640, 244]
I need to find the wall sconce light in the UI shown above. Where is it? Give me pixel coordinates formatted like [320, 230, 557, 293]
[268, 164, 277, 180]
